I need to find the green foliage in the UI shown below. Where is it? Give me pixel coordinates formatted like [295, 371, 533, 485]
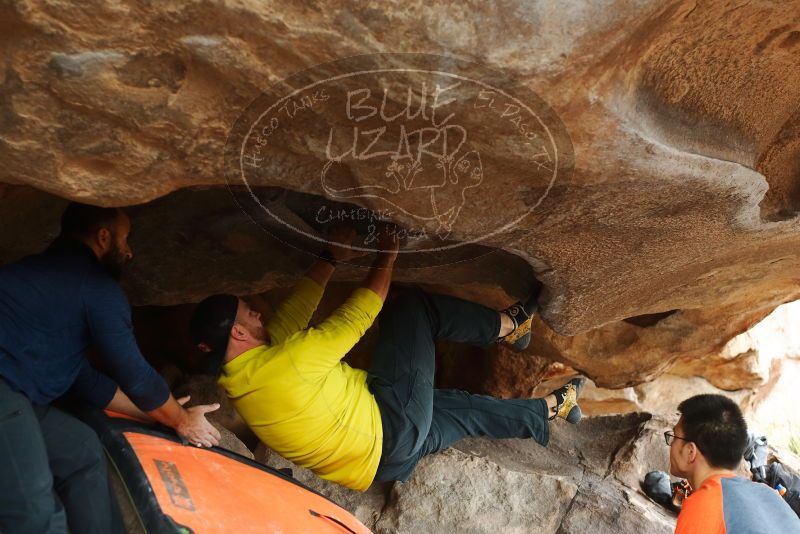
[790, 433, 800, 456]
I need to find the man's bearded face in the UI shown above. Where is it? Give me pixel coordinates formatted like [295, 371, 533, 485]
[101, 232, 131, 280]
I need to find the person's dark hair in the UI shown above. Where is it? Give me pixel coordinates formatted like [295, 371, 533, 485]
[678, 394, 748, 469]
[60, 202, 122, 239]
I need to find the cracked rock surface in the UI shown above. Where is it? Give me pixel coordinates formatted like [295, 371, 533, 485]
[253, 413, 678, 533]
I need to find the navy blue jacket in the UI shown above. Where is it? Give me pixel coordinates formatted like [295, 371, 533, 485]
[0, 238, 169, 410]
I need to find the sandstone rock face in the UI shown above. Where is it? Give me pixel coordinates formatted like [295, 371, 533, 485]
[578, 299, 800, 452]
[378, 450, 579, 534]
[254, 413, 678, 534]
[580, 374, 753, 419]
[2, 1, 800, 390]
[671, 299, 800, 390]
[3, 4, 799, 531]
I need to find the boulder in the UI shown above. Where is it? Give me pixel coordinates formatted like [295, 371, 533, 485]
[2, 0, 800, 389]
[377, 449, 579, 534]
[252, 413, 680, 533]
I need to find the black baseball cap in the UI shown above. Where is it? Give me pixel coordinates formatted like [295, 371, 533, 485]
[189, 294, 239, 375]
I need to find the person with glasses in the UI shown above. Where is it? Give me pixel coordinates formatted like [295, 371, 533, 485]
[666, 394, 800, 533]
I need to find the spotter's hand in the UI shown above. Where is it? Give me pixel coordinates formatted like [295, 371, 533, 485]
[175, 395, 221, 448]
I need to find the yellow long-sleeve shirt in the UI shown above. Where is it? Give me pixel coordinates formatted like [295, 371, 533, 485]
[217, 277, 384, 491]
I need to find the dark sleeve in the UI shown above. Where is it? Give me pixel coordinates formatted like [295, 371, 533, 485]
[82, 274, 170, 411]
[68, 358, 118, 408]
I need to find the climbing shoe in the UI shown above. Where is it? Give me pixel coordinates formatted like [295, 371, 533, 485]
[548, 377, 586, 424]
[497, 284, 541, 351]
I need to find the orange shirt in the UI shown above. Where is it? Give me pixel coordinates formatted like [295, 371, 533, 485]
[675, 473, 800, 533]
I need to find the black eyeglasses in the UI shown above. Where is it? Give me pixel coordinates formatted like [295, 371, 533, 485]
[664, 431, 690, 446]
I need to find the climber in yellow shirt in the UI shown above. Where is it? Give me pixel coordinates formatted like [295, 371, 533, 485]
[189, 225, 585, 491]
